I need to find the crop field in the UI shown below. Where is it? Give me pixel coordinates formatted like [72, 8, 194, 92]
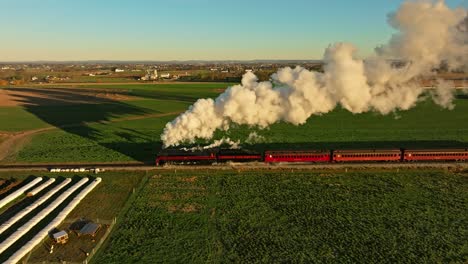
[0, 83, 467, 164]
[0, 171, 145, 263]
[95, 169, 468, 263]
[15, 116, 174, 163]
[0, 83, 227, 163]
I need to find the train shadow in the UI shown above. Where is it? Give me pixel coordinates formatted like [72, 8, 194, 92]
[101, 142, 162, 165]
[4, 87, 155, 163]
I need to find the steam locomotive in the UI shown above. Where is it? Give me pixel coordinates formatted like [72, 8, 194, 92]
[155, 148, 468, 165]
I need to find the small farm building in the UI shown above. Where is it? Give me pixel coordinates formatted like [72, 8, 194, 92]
[78, 222, 101, 237]
[52, 230, 69, 244]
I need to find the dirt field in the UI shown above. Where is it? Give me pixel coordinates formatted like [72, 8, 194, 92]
[0, 87, 135, 107]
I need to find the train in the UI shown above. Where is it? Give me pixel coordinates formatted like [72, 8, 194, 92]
[155, 148, 468, 165]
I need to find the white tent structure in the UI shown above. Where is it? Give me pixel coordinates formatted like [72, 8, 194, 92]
[0, 177, 89, 254]
[26, 178, 56, 196]
[4, 177, 102, 264]
[0, 177, 42, 209]
[0, 178, 72, 234]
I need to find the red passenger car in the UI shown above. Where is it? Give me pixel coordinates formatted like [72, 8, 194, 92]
[264, 150, 331, 163]
[333, 149, 401, 162]
[403, 149, 468, 161]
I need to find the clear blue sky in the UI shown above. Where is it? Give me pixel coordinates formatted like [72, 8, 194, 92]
[0, 0, 466, 61]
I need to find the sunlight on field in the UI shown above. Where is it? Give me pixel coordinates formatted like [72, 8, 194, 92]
[0, 84, 466, 164]
[95, 170, 468, 263]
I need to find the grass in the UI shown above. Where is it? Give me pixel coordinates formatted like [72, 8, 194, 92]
[1, 84, 467, 163]
[0, 82, 227, 132]
[15, 115, 175, 163]
[95, 169, 468, 263]
[13, 96, 468, 163]
[0, 107, 50, 131]
[76, 83, 229, 102]
[215, 98, 468, 150]
[0, 99, 189, 133]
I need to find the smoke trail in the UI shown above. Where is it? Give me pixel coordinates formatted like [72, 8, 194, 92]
[161, 0, 467, 148]
[179, 137, 240, 151]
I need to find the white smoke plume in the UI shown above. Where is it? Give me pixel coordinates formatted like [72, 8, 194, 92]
[179, 137, 240, 151]
[162, 0, 467, 148]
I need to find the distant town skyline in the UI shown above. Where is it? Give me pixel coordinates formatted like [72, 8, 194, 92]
[1, 0, 466, 61]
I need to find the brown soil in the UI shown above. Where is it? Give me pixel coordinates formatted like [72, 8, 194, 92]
[160, 193, 173, 201]
[181, 176, 198, 182]
[180, 203, 200, 213]
[0, 87, 135, 107]
[168, 203, 200, 213]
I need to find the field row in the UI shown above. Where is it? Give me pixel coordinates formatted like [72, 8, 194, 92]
[96, 170, 468, 263]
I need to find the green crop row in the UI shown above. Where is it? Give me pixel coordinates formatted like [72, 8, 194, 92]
[95, 170, 468, 263]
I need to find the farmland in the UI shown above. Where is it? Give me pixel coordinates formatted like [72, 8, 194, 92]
[95, 169, 468, 263]
[0, 83, 467, 263]
[0, 171, 145, 263]
[0, 83, 465, 163]
[0, 83, 227, 163]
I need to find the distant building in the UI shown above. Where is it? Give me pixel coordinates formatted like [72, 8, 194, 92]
[151, 70, 158, 79]
[140, 69, 158, 81]
[31, 76, 39, 81]
[114, 68, 125, 73]
[160, 73, 171, 79]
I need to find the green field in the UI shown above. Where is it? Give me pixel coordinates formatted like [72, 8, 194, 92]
[1, 81, 468, 263]
[13, 94, 468, 163]
[0, 107, 51, 131]
[95, 169, 468, 263]
[15, 116, 174, 163]
[0, 84, 467, 163]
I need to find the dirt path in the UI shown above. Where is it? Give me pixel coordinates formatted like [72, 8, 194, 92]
[0, 111, 181, 162]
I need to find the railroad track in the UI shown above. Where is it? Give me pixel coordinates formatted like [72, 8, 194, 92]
[0, 162, 467, 172]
